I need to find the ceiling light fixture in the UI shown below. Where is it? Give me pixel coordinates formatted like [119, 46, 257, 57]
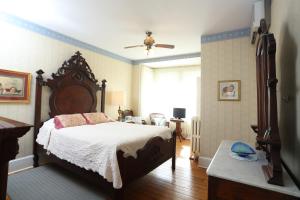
[125, 31, 175, 56]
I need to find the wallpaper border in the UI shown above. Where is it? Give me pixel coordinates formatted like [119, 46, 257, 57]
[132, 52, 201, 65]
[201, 27, 251, 44]
[0, 12, 132, 64]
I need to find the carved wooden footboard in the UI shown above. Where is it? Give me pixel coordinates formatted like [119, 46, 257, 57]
[35, 132, 176, 199]
[118, 132, 176, 186]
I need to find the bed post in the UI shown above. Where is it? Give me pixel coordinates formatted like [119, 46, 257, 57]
[172, 131, 176, 170]
[113, 188, 124, 200]
[33, 69, 45, 167]
[100, 79, 107, 112]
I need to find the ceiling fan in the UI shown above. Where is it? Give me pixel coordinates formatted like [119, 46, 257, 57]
[124, 31, 175, 55]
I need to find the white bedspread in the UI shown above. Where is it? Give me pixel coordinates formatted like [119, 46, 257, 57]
[36, 119, 172, 189]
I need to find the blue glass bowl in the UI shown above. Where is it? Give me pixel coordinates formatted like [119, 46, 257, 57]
[231, 142, 256, 157]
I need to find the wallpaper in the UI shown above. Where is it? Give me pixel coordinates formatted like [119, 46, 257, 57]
[131, 65, 142, 116]
[200, 37, 257, 157]
[0, 20, 133, 158]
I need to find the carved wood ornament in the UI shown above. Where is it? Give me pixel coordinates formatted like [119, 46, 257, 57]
[38, 51, 106, 117]
[33, 51, 107, 167]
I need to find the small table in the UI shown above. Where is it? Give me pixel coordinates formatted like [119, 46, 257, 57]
[0, 117, 32, 200]
[170, 118, 185, 142]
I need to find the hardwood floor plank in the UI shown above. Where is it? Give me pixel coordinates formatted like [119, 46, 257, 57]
[124, 139, 208, 200]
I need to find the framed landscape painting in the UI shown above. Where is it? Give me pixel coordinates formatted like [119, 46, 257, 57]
[0, 69, 31, 103]
[218, 80, 241, 101]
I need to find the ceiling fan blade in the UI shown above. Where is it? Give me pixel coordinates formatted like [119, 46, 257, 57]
[154, 44, 175, 49]
[124, 45, 144, 49]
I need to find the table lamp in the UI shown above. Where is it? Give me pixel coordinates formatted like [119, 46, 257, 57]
[107, 91, 124, 121]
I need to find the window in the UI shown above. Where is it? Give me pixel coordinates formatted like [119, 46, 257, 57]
[140, 65, 201, 136]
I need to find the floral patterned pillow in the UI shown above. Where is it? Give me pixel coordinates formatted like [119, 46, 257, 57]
[54, 114, 87, 129]
[83, 112, 113, 124]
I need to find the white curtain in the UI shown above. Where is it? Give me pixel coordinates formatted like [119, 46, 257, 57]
[140, 65, 201, 138]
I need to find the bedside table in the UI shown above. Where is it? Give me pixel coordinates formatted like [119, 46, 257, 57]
[170, 118, 185, 142]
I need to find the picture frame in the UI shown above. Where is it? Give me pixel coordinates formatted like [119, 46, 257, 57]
[0, 69, 31, 103]
[218, 80, 241, 101]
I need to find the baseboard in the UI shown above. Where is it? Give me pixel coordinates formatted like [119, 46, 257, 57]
[8, 154, 212, 171]
[9, 155, 34, 173]
[198, 156, 212, 168]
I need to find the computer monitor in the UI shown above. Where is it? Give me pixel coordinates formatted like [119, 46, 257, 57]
[173, 108, 186, 119]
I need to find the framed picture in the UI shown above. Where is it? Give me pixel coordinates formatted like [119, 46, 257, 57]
[218, 80, 241, 101]
[0, 69, 31, 103]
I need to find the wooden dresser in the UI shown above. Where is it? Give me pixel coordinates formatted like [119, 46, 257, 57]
[0, 117, 31, 200]
[207, 141, 300, 200]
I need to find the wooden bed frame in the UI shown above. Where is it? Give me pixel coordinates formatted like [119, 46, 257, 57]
[33, 51, 176, 199]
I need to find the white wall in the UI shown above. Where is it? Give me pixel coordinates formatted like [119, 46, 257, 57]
[0, 20, 133, 158]
[140, 66, 154, 117]
[269, 0, 300, 186]
[131, 65, 142, 116]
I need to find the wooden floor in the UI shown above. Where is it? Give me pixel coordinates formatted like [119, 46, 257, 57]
[124, 139, 208, 200]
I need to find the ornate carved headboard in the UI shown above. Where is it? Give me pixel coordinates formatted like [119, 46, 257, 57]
[33, 51, 107, 150]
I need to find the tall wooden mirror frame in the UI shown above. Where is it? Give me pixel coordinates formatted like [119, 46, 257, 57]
[252, 19, 283, 186]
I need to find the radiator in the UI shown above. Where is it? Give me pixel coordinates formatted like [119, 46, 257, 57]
[191, 116, 201, 160]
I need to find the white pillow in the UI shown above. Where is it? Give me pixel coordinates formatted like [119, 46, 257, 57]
[153, 117, 166, 126]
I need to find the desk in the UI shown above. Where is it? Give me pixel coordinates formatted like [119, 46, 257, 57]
[0, 117, 31, 200]
[170, 118, 185, 142]
[207, 140, 300, 200]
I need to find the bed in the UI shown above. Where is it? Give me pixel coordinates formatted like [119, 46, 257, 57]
[33, 51, 176, 199]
